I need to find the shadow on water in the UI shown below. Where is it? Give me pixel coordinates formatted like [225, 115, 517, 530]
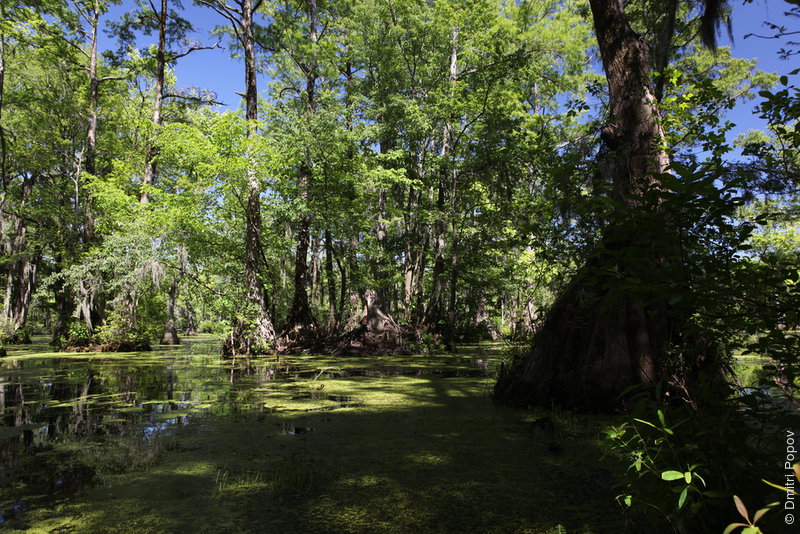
[0, 337, 622, 533]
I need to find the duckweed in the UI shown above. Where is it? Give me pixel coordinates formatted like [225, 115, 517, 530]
[1, 337, 621, 533]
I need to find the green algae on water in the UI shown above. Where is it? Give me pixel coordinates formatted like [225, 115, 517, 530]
[0, 337, 621, 533]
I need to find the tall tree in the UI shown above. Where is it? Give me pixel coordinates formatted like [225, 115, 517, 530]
[494, 0, 730, 409]
[263, 0, 327, 340]
[1, 0, 103, 342]
[197, 0, 276, 354]
[110, 0, 216, 344]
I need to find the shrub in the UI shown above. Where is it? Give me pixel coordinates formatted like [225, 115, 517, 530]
[93, 310, 153, 350]
[604, 381, 798, 533]
[67, 321, 92, 346]
[198, 319, 229, 335]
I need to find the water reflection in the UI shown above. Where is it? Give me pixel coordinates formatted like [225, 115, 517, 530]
[0, 337, 502, 523]
[0, 337, 233, 518]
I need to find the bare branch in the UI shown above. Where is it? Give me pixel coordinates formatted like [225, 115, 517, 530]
[318, 17, 330, 41]
[278, 85, 301, 99]
[745, 30, 800, 40]
[164, 89, 224, 106]
[169, 41, 223, 60]
[71, 0, 91, 29]
[99, 75, 126, 83]
[198, 0, 242, 19]
[197, 0, 243, 31]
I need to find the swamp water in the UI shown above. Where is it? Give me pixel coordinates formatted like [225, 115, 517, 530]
[0, 337, 620, 533]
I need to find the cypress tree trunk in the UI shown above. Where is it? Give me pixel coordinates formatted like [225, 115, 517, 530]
[494, 0, 679, 410]
[2, 176, 36, 343]
[83, 0, 99, 245]
[283, 0, 319, 342]
[73, 0, 103, 336]
[324, 229, 338, 333]
[0, 7, 7, 193]
[220, 0, 276, 355]
[423, 26, 458, 341]
[51, 257, 74, 345]
[160, 279, 180, 345]
[141, 0, 167, 205]
[241, 0, 275, 350]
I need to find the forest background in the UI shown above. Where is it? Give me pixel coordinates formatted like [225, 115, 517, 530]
[1, 0, 795, 358]
[2, 0, 800, 532]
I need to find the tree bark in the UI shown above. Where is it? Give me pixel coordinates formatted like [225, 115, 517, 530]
[242, 0, 275, 351]
[494, 0, 677, 410]
[0, 9, 7, 193]
[141, 0, 168, 204]
[324, 229, 338, 333]
[446, 218, 458, 350]
[402, 170, 425, 324]
[51, 255, 74, 345]
[425, 185, 446, 325]
[220, 0, 276, 355]
[83, 0, 100, 245]
[285, 177, 316, 336]
[283, 0, 320, 341]
[373, 181, 388, 309]
[424, 26, 458, 341]
[310, 232, 320, 308]
[70, 0, 104, 337]
[160, 278, 180, 344]
[2, 176, 36, 343]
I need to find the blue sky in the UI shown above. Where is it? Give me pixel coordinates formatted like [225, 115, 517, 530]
[99, 0, 795, 139]
[719, 0, 796, 135]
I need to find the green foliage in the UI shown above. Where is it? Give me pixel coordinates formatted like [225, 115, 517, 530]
[604, 382, 796, 533]
[733, 76, 800, 393]
[0, 320, 32, 344]
[198, 320, 229, 335]
[66, 321, 92, 347]
[94, 309, 157, 348]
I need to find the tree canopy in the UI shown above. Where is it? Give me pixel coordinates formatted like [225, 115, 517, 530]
[0, 0, 795, 396]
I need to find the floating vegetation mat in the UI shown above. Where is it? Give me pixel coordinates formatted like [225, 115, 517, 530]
[0, 337, 621, 533]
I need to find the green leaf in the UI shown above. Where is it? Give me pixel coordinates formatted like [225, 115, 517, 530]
[678, 486, 688, 509]
[752, 506, 771, 524]
[633, 418, 658, 429]
[684, 471, 692, 484]
[723, 523, 747, 534]
[661, 470, 684, 481]
[763, 479, 797, 495]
